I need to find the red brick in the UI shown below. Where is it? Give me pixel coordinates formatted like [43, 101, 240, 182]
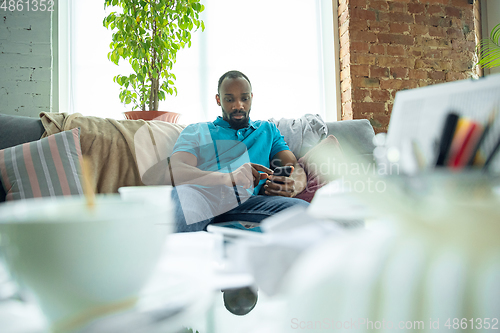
[369, 0, 389, 11]
[387, 45, 406, 56]
[342, 101, 353, 120]
[380, 79, 418, 90]
[419, 37, 450, 48]
[341, 77, 352, 92]
[447, 27, 464, 39]
[369, 113, 391, 132]
[390, 23, 410, 33]
[340, 31, 350, 48]
[424, 49, 442, 58]
[388, 2, 406, 12]
[370, 90, 391, 102]
[352, 8, 377, 21]
[429, 26, 447, 37]
[353, 76, 381, 88]
[381, 12, 414, 24]
[350, 0, 368, 9]
[353, 102, 386, 114]
[418, 80, 430, 87]
[352, 54, 377, 65]
[450, 0, 472, 8]
[428, 5, 444, 15]
[448, 51, 468, 61]
[352, 88, 370, 101]
[427, 0, 448, 4]
[378, 56, 415, 68]
[461, 9, 474, 21]
[370, 66, 390, 78]
[408, 3, 425, 14]
[369, 21, 391, 33]
[445, 6, 461, 18]
[378, 33, 414, 45]
[452, 59, 473, 71]
[430, 16, 452, 27]
[414, 15, 430, 25]
[339, 22, 349, 37]
[451, 39, 475, 52]
[351, 64, 370, 76]
[340, 54, 350, 70]
[352, 41, 370, 53]
[370, 44, 386, 55]
[342, 88, 352, 103]
[391, 68, 409, 79]
[415, 59, 452, 70]
[411, 49, 423, 57]
[410, 24, 429, 36]
[350, 19, 369, 32]
[340, 41, 350, 58]
[428, 71, 446, 80]
[446, 71, 468, 81]
[409, 69, 428, 80]
[340, 68, 351, 81]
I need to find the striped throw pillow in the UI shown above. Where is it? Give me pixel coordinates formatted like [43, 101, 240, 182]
[0, 128, 83, 201]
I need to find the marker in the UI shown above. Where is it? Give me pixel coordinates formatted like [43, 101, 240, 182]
[435, 113, 459, 167]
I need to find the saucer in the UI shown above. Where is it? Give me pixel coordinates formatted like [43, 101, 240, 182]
[76, 271, 213, 333]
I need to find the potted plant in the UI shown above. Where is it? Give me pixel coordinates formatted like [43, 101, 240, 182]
[476, 23, 500, 69]
[103, 0, 205, 122]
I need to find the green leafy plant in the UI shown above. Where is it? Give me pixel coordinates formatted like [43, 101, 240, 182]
[103, 0, 205, 111]
[476, 23, 500, 69]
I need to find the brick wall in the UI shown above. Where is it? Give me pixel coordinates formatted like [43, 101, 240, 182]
[338, 0, 481, 132]
[0, 9, 53, 117]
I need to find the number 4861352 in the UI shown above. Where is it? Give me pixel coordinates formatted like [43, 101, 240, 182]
[0, 0, 55, 12]
[445, 318, 499, 330]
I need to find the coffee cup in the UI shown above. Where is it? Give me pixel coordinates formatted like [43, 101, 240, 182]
[0, 195, 172, 331]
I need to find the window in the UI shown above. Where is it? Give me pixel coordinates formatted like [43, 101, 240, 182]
[58, 0, 340, 123]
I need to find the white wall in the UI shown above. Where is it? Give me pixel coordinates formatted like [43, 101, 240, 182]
[0, 7, 53, 117]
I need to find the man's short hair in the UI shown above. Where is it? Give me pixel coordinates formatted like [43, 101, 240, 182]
[217, 70, 252, 94]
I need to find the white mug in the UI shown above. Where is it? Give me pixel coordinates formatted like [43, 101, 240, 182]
[0, 195, 172, 331]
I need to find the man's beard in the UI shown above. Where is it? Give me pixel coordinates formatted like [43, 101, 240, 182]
[224, 109, 250, 130]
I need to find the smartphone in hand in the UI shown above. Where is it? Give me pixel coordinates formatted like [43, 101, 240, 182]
[272, 166, 293, 184]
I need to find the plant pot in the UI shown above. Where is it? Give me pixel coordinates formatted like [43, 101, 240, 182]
[124, 111, 180, 123]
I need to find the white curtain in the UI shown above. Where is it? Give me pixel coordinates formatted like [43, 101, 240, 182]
[60, 0, 338, 124]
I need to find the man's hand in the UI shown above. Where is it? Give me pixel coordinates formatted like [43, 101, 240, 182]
[229, 163, 272, 189]
[263, 166, 297, 197]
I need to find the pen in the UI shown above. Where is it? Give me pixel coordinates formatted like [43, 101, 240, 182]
[435, 113, 459, 167]
[483, 133, 500, 171]
[467, 107, 498, 167]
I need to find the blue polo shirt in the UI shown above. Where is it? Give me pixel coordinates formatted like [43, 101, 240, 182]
[172, 117, 290, 195]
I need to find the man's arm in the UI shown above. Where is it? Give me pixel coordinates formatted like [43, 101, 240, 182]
[170, 151, 270, 188]
[263, 150, 307, 197]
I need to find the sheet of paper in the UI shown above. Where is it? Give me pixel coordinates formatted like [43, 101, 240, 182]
[386, 74, 500, 171]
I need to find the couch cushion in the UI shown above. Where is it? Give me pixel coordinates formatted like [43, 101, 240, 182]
[0, 128, 83, 201]
[326, 119, 375, 158]
[39, 112, 186, 194]
[0, 114, 45, 202]
[295, 135, 343, 202]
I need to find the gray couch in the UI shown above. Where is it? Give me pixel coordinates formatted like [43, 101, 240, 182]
[0, 113, 375, 203]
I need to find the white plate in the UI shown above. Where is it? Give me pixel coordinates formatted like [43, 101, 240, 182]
[76, 271, 213, 333]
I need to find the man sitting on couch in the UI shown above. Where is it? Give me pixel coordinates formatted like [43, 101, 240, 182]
[170, 70, 309, 232]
